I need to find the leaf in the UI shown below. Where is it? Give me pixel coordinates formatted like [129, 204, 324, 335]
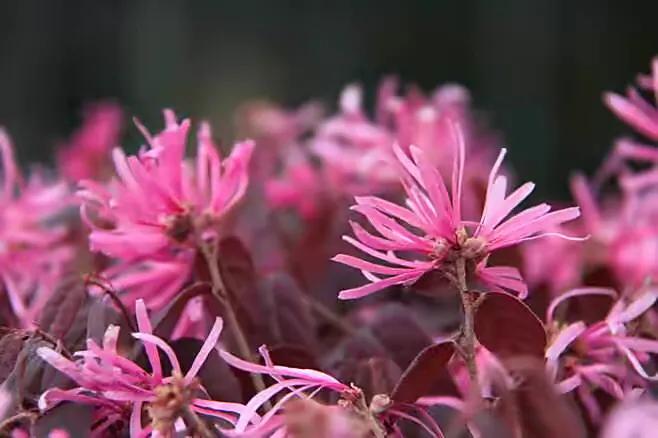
[409, 270, 452, 296]
[474, 292, 547, 359]
[32, 402, 93, 438]
[195, 236, 263, 348]
[37, 278, 87, 340]
[86, 295, 123, 344]
[391, 341, 455, 404]
[267, 345, 320, 370]
[494, 357, 587, 438]
[0, 329, 29, 384]
[217, 236, 258, 301]
[327, 332, 400, 401]
[255, 274, 316, 351]
[565, 294, 615, 326]
[368, 303, 433, 369]
[352, 357, 401, 400]
[1, 333, 68, 408]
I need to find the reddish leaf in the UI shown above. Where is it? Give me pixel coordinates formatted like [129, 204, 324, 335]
[169, 338, 242, 403]
[217, 236, 258, 300]
[474, 292, 547, 359]
[495, 358, 587, 438]
[197, 236, 263, 348]
[86, 295, 123, 343]
[566, 294, 615, 326]
[0, 329, 28, 384]
[2, 333, 66, 406]
[37, 278, 86, 340]
[267, 345, 319, 370]
[391, 341, 455, 404]
[328, 332, 400, 400]
[353, 357, 401, 400]
[33, 402, 93, 438]
[255, 274, 316, 351]
[368, 303, 433, 369]
[408, 270, 452, 297]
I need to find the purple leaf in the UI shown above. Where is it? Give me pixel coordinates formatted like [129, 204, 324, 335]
[37, 278, 86, 340]
[368, 303, 433, 369]
[33, 402, 93, 438]
[474, 292, 547, 359]
[168, 338, 242, 403]
[391, 341, 455, 404]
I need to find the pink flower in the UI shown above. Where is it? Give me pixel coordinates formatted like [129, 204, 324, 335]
[37, 299, 242, 436]
[219, 345, 445, 437]
[56, 102, 122, 182]
[0, 130, 72, 327]
[604, 57, 658, 141]
[545, 287, 658, 422]
[601, 399, 658, 438]
[78, 110, 254, 309]
[311, 84, 399, 196]
[521, 224, 583, 294]
[265, 150, 325, 220]
[333, 125, 581, 299]
[571, 162, 658, 288]
[238, 101, 326, 219]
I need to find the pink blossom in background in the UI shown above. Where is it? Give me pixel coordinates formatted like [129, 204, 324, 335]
[521, 223, 583, 294]
[311, 83, 399, 196]
[312, 80, 499, 217]
[259, 79, 500, 222]
[0, 130, 72, 327]
[238, 101, 327, 220]
[265, 149, 325, 220]
[545, 287, 658, 422]
[37, 300, 240, 436]
[570, 161, 658, 288]
[604, 57, 658, 141]
[78, 110, 254, 310]
[601, 398, 658, 438]
[334, 125, 581, 299]
[56, 103, 122, 182]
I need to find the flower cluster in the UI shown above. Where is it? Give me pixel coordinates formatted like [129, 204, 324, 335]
[3, 59, 658, 437]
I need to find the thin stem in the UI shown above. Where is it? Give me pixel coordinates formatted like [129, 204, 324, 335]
[182, 406, 213, 438]
[0, 412, 36, 434]
[199, 241, 268, 397]
[454, 257, 481, 397]
[84, 276, 137, 332]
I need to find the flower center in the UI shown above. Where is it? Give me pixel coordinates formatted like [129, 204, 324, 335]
[461, 236, 487, 260]
[164, 212, 194, 243]
[147, 375, 197, 434]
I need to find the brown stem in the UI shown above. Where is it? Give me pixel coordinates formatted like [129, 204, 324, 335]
[84, 276, 137, 332]
[0, 411, 36, 434]
[454, 257, 481, 397]
[199, 241, 268, 397]
[182, 405, 213, 438]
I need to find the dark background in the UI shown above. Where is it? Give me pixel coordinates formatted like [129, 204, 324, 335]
[1, 1, 656, 199]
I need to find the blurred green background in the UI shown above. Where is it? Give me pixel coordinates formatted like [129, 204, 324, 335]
[0, 1, 656, 199]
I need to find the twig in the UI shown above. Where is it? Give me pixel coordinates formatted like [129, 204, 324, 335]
[182, 405, 214, 438]
[84, 275, 137, 332]
[0, 411, 37, 434]
[454, 258, 481, 397]
[198, 240, 269, 398]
